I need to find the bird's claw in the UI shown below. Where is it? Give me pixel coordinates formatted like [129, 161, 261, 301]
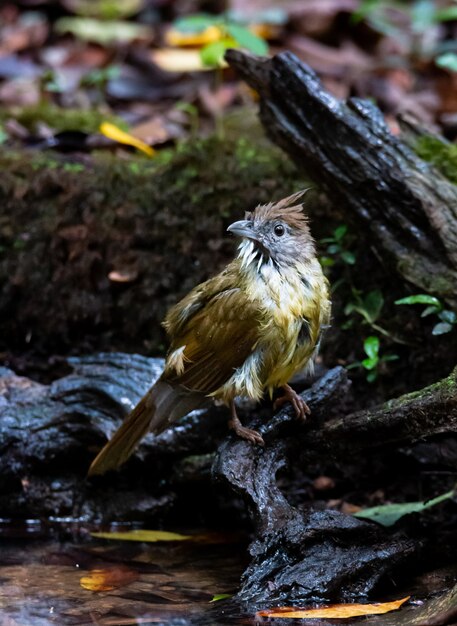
[228, 419, 265, 446]
[274, 385, 310, 421]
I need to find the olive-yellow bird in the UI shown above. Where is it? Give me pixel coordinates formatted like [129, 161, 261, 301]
[88, 191, 331, 475]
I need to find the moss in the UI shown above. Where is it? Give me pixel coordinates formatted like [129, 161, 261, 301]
[0, 132, 308, 355]
[414, 136, 457, 185]
[0, 103, 127, 134]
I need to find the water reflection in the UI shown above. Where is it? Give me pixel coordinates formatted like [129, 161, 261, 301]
[0, 521, 247, 626]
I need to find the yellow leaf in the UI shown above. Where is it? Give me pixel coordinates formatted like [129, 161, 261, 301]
[165, 25, 222, 47]
[256, 596, 410, 619]
[151, 48, 222, 72]
[99, 122, 155, 156]
[80, 566, 138, 592]
[91, 529, 193, 542]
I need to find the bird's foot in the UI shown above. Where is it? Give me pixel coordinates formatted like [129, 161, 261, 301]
[228, 402, 264, 446]
[274, 384, 310, 421]
[229, 418, 265, 445]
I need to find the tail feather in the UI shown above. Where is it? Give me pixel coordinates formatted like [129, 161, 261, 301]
[88, 380, 206, 476]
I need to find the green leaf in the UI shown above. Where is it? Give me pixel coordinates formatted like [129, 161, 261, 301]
[395, 294, 441, 306]
[382, 354, 400, 362]
[334, 225, 348, 240]
[436, 52, 457, 72]
[432, 322, 453, 335]
[225, 23, 268, 55]
[91, 530, 192, 542]
[354, 490, 455, 527]
[363, 289, 384, 323]
[421, 305, 441, 317]
[364, 336, 380, 360]
[439, 310, 457, 324]
[200, 40, 234, 67]
[344, 302, 356, 316]
[366, 370, 378, 383]
[361, 357, 378, 370]
[319, 256, 335, 267]
[210, 594, 232, 603]
[434, 6, 457, 22]
[174, 13, 220, 33]
[341, 250, 356, 265]
[327, 244, 340, 254]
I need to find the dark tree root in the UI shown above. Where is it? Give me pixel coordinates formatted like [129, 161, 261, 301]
[213, 368, 422, 604]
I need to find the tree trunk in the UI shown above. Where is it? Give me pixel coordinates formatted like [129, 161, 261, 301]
[225, 50, 457, 310]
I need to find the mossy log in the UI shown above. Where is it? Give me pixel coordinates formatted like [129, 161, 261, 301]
[226, 50, 457, 309]
[0, 134, 305, 357]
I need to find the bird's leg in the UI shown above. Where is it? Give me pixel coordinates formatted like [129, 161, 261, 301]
[274, 383, 310, 421]
[228, 400, 264, 446]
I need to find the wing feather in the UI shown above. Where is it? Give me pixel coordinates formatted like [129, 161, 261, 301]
[163, 274, 261, 396]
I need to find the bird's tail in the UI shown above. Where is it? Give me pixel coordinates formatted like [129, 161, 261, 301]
[88, 380, 206, 476]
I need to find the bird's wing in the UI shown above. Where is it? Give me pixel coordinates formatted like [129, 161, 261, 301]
[163, 270, 235, 337]
[163, 278, 261, 395]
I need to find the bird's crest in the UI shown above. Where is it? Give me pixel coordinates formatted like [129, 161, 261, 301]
[246, 189, 310, 229]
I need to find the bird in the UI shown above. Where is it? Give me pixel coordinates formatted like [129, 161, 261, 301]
[88, 190, 331, 476]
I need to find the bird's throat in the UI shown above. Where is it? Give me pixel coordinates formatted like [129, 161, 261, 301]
[238, 239, 273, 272]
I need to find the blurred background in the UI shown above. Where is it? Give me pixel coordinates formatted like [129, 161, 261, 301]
[0, 0, 456, 151]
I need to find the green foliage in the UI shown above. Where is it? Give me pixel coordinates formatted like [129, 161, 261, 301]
[0, 103, 127, 134]
[210, 594, 232, 602]
[348, 335, 398, 382]
[395, 294, 456, 335]
[174, 12, 268, 69]
[225, 23, 268, 55]
[436, 52, 457, 72]
[345, 289, 384, 326]
[200, 39, 237, 67]
[395, 294, 441, 306]
[414, 136, 457, 184]
[354, 488, 455, 526]
[320, 225, 356, 268]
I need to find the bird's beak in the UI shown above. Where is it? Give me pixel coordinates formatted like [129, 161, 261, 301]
[227, 220, 258, 241]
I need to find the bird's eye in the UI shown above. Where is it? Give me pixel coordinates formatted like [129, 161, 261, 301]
[274, 223, 285, 237]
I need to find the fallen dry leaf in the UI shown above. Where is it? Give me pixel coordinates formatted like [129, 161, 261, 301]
[130, 116, 184, 145]
[91, 529, 242, 544]
[91, 529, 192, 542]
[256, 596, 410, 619]
[80, 566, 139, 592]
[151, 48, 218, 72]
[99, 122, 155, 156]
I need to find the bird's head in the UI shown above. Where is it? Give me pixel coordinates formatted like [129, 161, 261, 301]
[227, 190, 315, 269]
